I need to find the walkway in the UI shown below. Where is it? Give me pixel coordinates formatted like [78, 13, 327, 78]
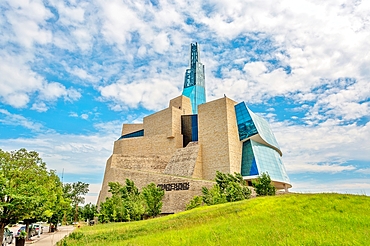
[21, 226, 75, 246]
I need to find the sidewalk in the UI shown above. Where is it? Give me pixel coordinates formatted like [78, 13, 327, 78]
[25, 226, 75, 246]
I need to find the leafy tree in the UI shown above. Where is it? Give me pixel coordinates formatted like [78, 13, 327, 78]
[98, 180, 145, 223]
[185, 196, 203, 210]
[142, 183, 164, 217]
[81, 203, 97, 221]
[63, 181, 89, 224]
[0, 148, 63, 240]
[252, 172, 276, 196]
[47, 171, 71, 227]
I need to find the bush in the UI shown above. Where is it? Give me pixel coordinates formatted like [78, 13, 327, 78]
[252, 172, 276, 196]
[186, 196, 203, 210]
[202, 185, 227, 205]
[186, 171, 251, 210]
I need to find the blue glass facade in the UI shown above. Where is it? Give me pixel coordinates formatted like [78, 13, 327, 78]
[235, 102, 280, 152]
[235, 102, 290, 186]
[241, 140, 259, 176]
[234, 102, 258, 140]
[250, 140, 290, 184]
[182, 85, 206, 115]
[118, 129, 144, 140]
[182, 43, 206, 114]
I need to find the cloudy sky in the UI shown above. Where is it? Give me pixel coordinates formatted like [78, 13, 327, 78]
[1, 0, 369, 204]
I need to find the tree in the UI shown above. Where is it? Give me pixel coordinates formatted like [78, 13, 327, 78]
[98, 180, 148, 223]
[141, 183, 164, 217]
[0, 148, 63, 240]
[81, 203, 97, 221]
[252, 172, 276, 196]
[63, 181, 89, 224]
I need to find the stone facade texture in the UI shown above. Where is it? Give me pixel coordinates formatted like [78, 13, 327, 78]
[121, 123, 143, 135]
[198, 97, 242, 180]
[163, 142, 201, 177]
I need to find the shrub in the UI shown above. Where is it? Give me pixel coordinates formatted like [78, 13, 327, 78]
[252, 172, 276, 196]
[186, 171, 251, 210]
[186, 196, 203, 210]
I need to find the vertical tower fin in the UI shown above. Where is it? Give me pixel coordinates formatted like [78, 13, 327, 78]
[182, 43, 206, 114]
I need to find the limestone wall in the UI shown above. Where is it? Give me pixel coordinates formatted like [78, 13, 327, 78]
[169, 95, 192, 115]
[143, 107, 181, 138]
[224, 97, 243, 174]
[121, 123, 144, 135]
[113, 133, 182, 157]
[198, 97, 242, 180]
[198, 97, 229, 179]
[110, 154, 168, 173]
[163, 142, 200, 177]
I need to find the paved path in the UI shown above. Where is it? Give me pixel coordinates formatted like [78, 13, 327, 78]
[8, 226, 75, 246]
[27, 226, 75, 246]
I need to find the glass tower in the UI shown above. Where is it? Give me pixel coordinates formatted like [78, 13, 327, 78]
[182, 43, 206, 114]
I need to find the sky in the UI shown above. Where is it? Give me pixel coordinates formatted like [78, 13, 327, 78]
[0, 0, 369, 204]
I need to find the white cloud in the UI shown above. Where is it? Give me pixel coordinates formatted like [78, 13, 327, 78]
[0, 53, 81, 110]
[31, 102, 48, 112]
[64, 65, 98, 84]
[273, 120, 370, 174]
[69, 112, 79, 117]
[356, 169, 370, 175]
[0, 109, 44, 131]
[84, 183, 102, 204]
[5, 0, 53, 48]
[0, 53, 43, 108]
[291, 179, 370, 195]
[0, 124, 118, 176]
[288, 163, 356, 174]
[39, 82, 81, 103]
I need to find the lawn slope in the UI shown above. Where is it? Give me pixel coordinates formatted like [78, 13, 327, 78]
[60, 193, 370, 245]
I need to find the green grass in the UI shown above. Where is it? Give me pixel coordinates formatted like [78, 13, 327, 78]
[60, 193, 370, 245]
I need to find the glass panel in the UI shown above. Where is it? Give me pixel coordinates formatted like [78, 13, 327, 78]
[248, 108, 280, 150]
[251, 140, 290, 184]
[182, 43, 206, 114]
[234, 102, 280, 151]
[118, 129, 144, 140]
[235, 102, 258, 141]
[241, 140, 259, 176]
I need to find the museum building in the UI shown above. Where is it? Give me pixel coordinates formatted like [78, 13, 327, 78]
[97, 43, 291, 213]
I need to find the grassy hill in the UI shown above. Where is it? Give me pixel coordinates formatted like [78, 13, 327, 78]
[60, 193, 370, 245]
